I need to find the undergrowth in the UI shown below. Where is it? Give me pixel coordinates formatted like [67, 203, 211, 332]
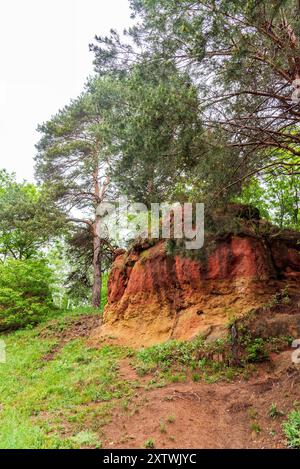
[283, 410, 300, 448]
[135, 330, 292, 383]
[135, 337, 242, 383]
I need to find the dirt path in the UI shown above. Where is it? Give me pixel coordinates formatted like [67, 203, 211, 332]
[103, 353, 300, 449]
[39, 314, 101, 360]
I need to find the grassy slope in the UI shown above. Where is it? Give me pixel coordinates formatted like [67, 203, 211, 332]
[0, 294, 134, 449]
[0, 305, 299, 448]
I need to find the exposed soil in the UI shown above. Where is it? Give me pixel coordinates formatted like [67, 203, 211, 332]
[40, 314, 101, 360]
[103, 353, 300, 449]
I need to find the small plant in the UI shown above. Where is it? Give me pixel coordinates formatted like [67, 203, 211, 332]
[192, 373, 201, 382]
[247, 407, 258, 420]
[144, 438, 155, 449]
[245, 338, 268, 363]
[167, 415, 175, 423]
[169, 373, 185, 383]
[269, 403, 284, 419]
[283, 410, 300, 448]
[251, 423, 261, 434]
[121, 399, 130, 411]
[266, 287, 291, 308]
[159, 421, 167, 434]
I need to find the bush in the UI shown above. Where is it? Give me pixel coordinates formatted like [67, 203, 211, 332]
[283, 411, 300, 448]
[244, 338, 268, 363]
[0, 259, 54, 331]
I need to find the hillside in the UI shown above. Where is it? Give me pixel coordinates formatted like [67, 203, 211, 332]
[0, 307, 299, 449]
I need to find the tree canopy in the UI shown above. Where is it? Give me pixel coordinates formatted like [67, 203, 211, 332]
[91, 0, 300, 199]
[0, 170, 64, 261]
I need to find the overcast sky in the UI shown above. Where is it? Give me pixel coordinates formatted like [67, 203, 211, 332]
[0, 0, 131, 182]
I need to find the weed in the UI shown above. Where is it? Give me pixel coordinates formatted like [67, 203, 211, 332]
[247, 407, 258, 420]
[244, 338, 268, 363]
[144, 438, 155, 449]
[251, 423, 261, 434]
[167, 415, 175, 423]
[159, 422, 167, 434]
[136, 336, 241, 383]
[192, 373, 201, 382]
[269, 403, 284, 419]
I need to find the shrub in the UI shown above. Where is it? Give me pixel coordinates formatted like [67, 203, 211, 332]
[0, 259, 54, 331]
[244, 337, 268, 363]
[283, 411, 300, 448]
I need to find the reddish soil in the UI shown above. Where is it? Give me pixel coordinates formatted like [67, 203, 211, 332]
[40, 314, 101, 360]
[103, 353, 300, 449]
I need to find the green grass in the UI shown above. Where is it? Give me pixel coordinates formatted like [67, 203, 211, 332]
[135, 337, 242, 383]
[0, 309, 132, 448]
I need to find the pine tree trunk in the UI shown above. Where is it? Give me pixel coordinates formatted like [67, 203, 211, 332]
[92, 156, 102, 309]
[92, 220, 102, 308]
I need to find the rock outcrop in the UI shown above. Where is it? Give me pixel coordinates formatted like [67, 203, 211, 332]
[91, 211, 300, 348]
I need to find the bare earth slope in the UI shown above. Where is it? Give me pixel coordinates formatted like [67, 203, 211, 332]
[102, 352, 299, 449]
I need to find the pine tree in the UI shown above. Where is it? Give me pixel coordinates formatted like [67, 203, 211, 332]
[35, 77, 117, 307]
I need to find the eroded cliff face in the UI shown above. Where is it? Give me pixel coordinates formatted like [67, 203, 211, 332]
[91, 228, 300, 348]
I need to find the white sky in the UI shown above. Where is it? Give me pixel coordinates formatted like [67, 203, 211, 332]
[0, 0, 131, 182]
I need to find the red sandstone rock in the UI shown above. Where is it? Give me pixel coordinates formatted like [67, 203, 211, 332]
[91, 232, 300, 348]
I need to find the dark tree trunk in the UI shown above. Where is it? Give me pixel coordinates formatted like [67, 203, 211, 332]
[92, 158, 102, 309]
[92, 220, 102, 308]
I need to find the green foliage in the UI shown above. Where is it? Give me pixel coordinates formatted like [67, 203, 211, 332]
[244, 338, 268, 363]
[35, 77, 118, 210]
[0, 259, 55, 331]
[137, 337, 207, 369]
[136, 336, 239, 382]
[238, 171, 300, 230]
[70, 431, 102, 448]
[235, 178, 270, 221]
[283, 411, 300, 448]
[105, 62, 204, 204]
[92, 0, 300, 197]
[167, 415, 175, 423]
[0, 170, 64, 261]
